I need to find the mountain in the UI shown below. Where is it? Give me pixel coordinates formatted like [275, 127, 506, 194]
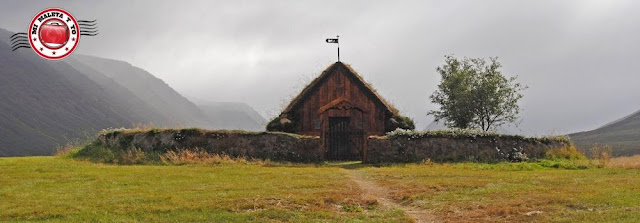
[570, 108, 640, 156]
[0, 28, 160, 156]
[61, 57, 170, 125]
[191, 99, 265, 131]
[66, 54, 214, 128]
[68, 55, 267, 131]
[0, 28, 266, 156]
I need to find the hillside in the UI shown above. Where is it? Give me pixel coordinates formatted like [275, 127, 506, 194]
[0, 28, 159, 156]
[66, 55, 214, 128]
[67, 55, 266, 130]
[570, 108, 640, 156]
[0, 28, 266, 156]
[62, 57, 170, 124]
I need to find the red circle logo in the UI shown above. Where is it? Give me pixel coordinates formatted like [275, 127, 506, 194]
[28, 8, 80, 60]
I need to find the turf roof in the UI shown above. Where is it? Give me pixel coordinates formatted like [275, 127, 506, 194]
[281, 62, 399, 115]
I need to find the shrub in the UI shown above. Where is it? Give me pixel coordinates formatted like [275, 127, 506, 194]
[266, 116, 296, 133]
[117, 148, 147, 165]
[55, 134, 95, 157]
[160, 148, 249, 165]
[545, 144, 586, 160]
[590, 144, 612, 168]
[72, 142, 117, 163]
[55, 143, 82, 157]
[388, 114, 415, 130]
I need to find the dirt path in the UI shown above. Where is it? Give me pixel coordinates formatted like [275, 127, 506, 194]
[345, 169, 440, 223]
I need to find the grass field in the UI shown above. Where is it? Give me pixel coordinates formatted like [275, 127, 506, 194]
[359, 161, 640, 222]
[1, 156, 639, 222]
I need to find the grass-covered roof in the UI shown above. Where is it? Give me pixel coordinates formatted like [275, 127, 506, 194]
[281, 62, 400, 115]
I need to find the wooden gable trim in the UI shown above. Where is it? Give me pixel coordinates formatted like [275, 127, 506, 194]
[317, 97, 366, 114]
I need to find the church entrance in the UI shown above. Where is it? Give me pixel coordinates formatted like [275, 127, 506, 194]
[325, 117, 364, 160]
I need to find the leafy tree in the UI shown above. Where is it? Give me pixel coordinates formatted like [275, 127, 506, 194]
[428, 55, 527, 131]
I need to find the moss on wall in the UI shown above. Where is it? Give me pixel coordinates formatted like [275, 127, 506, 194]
[91, 129, 322, 163]
[82, 128, 570, 164]
[365, 129, 572, 163]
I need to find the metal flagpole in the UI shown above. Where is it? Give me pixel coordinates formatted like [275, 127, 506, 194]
[326, 35, 340, 62]
[337, 35, 340, 62]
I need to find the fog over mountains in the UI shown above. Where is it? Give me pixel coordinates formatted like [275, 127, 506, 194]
[66, 55, 213, 127]
[0, 28, 264, 156]
[191, 99, 266, 132]
[2, 1, 640, 156]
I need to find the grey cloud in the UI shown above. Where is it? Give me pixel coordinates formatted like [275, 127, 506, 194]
[1, 0, 639, 135]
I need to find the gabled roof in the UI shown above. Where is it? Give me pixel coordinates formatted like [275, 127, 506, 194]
[281, 62, 398, 115]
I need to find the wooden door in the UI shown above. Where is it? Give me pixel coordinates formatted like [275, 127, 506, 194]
[326, 117, 363, 160]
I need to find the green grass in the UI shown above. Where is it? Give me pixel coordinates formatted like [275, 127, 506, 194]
[0, 157, 408, 222]
[358, 161, 640, 222]
[1, 157, 640, 222]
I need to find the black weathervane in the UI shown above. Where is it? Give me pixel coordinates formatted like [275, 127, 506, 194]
[325, 35, 339, 61]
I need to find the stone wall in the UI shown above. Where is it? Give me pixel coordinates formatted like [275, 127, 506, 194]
[93, 129, 570, 163]
[365, 134, 570, 163]
[97, 129, 323, 162]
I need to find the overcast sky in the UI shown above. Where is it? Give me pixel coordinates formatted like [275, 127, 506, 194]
[2, 0, 640, 135]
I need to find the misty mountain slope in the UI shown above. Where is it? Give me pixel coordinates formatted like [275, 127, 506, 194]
[0, 28, 269, 156]
[68, 55, 213, 128]
[570, 108, 640, 156]
[0, 28, 152, 156]
[63, 57, 170, 125]
[195, 101, 266, 131]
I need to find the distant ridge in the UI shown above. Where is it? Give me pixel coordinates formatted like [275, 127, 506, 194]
[67, 54, 214, 128]
[570, 107, 640, 156]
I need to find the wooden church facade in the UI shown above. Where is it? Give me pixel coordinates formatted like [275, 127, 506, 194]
[270, 62, 409, 160]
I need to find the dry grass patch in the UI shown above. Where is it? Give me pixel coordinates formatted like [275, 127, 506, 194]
[608, 155, 640, 169]
[160, 148, 251, 165]
[54, 143, 77, 156]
